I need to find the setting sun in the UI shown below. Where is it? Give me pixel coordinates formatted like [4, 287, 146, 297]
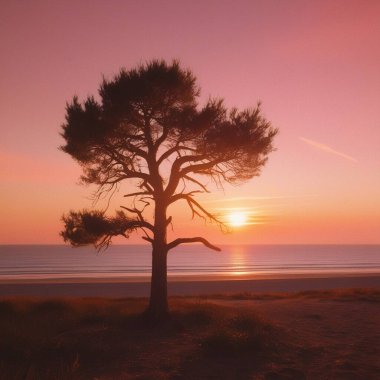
[227, 211, 248, 227]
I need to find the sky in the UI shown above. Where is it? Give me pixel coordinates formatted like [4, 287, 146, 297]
[1, 0, 379, 245]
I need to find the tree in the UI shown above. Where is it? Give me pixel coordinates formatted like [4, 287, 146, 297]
[60, 60, 277, 319]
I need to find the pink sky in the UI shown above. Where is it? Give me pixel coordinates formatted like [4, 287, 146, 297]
[1, 0, 379, 244]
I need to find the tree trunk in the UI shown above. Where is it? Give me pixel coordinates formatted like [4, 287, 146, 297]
[148, 243, 168, 319]
[147, 201, 169, 320]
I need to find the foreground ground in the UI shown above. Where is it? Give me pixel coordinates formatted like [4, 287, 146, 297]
[0, 288, 379, 379]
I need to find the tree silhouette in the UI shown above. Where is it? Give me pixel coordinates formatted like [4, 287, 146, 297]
[60, 60, 277, 319]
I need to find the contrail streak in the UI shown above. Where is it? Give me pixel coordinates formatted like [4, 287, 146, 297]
[299, 137, 358, 162]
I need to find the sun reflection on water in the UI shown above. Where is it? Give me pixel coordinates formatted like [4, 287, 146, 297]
[229, 245, 250, 276]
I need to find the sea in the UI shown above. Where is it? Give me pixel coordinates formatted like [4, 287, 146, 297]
[0, 245, 380, 280]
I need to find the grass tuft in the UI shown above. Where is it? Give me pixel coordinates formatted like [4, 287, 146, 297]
[201, 311, 277, 356]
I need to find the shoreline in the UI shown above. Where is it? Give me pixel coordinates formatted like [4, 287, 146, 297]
[1, 273, 380, 297]
[1, 271, 380, 284]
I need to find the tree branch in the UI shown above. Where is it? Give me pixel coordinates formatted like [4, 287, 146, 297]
[142, 236, 154, 243]
[165, 156, 225, 197]
[169, 193, 225, 227]
[154, 124, 169, 150]
[167, 237, 221, 252]
[180, 158, 224, 177]
[183, 174, 210, 193]
[157, 145, 197, 166]
[120, 206, 153, 230]
[123, 191, 153, 198]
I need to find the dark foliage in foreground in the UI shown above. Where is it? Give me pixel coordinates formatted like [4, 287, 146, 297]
[1, 289, 380, 379]
[0, 298, 280, 380]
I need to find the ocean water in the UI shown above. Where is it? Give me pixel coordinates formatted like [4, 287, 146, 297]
[0, 245, 379, 280]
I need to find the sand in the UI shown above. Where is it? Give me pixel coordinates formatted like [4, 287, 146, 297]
[1, 273, 380, 297]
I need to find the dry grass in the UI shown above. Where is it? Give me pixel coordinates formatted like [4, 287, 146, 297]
[0, 298, 141, 379]
[194, 287, 380, 302]
[0, 288, 379, 379]
[0, 297, 281, 380]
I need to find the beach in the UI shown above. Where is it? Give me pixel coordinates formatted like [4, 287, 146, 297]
[1, 273, 380, 297]
[2, 272, 380, 378]
[2, 253, 380, 378]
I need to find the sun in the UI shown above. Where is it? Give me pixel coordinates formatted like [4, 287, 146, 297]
[227, 211, 248, 227]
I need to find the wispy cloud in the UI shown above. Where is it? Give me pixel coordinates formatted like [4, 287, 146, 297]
[299, 137, 358, 163]
[203, 194, 318, 204]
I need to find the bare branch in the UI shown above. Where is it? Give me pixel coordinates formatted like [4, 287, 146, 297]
[123, 191, 153, 198]
[167, 237, 221, 252]
[183, 174, 210, 193]
[138, 226, 154, 243]
[165, 156, 224, 197]
[154, 124, 169, 150]
[169, 193, 226, 228]
[157, 145, 197, 166]
[180, 158, 225, 177]
[120, 205, 153, 230]
[105, 141, 148, 162]
[142, 236, 154, 243]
